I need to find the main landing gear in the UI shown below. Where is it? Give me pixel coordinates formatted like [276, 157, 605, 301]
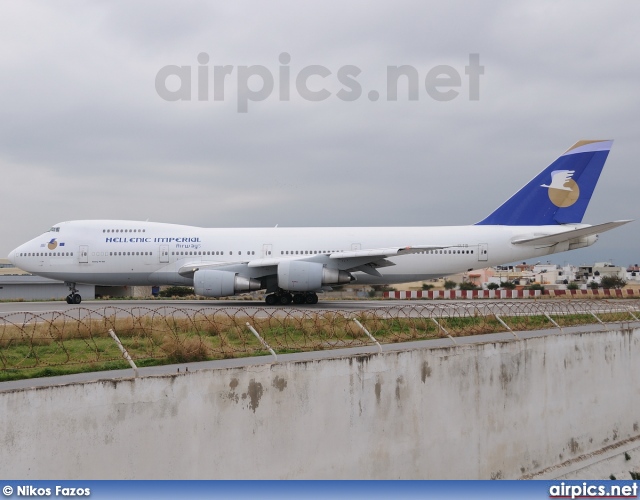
[64, 282, 82, 304]
[265, 291, 319, 305]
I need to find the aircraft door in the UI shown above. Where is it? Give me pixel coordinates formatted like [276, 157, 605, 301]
[79, 245, 89, 264]
[159, 245, 169, 263]
[351, 243, 361, 251]
[262, 244, 272, 258]
[478, 243, 488, 261]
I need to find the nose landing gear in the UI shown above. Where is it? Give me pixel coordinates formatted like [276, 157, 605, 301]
[64, 282, 82, 304]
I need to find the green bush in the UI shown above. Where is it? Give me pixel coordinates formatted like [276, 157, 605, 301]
[500, 281, 516, 290]
[525, 283, 545, 291]
[443, 279, 457, 290]
[159, 286, 195, 298]
[459, 281, 480, 290]
[486, 282, 500, 290]
[566, 282, 580, 290]
[600, 276, 627, 289]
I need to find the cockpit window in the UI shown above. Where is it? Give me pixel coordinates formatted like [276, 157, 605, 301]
[48, 227, 60, 232]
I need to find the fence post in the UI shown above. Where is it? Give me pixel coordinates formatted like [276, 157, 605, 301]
[544, 313, 564, 334]
[352, 318, 382, 353]
[246, 322, 278, 362]
[589, 311, 608, 331]
[626, 307, 639, 322]
[108, 329, 138, 377]
[494, 315, 518, 338]
[430, 318, 457, 344]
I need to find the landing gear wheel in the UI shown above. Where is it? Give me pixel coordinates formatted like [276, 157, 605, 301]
[279, 293, 293, 305]
[64, 282, 81, 305]
[265, 294, 277, 305]
[292, 294, 304, 305]
[305, 293, 319, 304]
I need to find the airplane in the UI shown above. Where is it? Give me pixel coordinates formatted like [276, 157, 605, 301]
[8, 140, 631, 305]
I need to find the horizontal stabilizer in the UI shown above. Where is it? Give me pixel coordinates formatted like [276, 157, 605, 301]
[511, 220, 632, 246]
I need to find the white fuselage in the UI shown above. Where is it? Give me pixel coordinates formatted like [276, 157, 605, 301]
[8, 220, 587, 288]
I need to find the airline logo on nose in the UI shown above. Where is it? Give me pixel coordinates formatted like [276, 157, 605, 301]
[541, 170, 579, 207]
[44, 238, 66, 250]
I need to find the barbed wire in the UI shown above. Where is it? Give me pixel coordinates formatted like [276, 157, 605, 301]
[1, 300, 638, 379]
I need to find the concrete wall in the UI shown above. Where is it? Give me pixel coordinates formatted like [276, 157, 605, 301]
[1, 325, 639, 479]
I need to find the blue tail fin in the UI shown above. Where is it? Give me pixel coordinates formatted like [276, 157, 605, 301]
[476, 140, 613, 226]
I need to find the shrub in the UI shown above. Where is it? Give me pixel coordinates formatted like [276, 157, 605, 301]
[459, 281, 479, 290]
[443, 280, 457, 290]
[566, 282, 580, 290]
[159, 286, 195, 298]
[500, 281, 516, 290]
[486, 282, 500, 290]
[600, 276, 627, 289]
[161, 335, 210, 363]
[525, 283, 545, 291]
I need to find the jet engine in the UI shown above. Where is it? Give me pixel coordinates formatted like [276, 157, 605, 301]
[277, 261, 353, 292]
[194, 269, 261, 297]
[568, 234, 598, 250]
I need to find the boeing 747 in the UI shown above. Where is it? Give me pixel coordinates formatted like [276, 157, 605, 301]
[9, 140, 631, 305]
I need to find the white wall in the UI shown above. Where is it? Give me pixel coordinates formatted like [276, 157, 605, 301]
[1, 326, 639, 479]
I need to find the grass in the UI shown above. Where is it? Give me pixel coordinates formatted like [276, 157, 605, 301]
[1, 308, 638, 382]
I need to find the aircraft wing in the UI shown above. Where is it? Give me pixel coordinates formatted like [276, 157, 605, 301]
[329, 245, 455, 259]
[179, 244, 462, 278]
[177, 259, 250, 277]
[511, 220, 632, 246]
[246, 244, 456, 268]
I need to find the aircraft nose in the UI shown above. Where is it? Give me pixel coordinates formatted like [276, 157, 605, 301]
[8, 248, 17, 265]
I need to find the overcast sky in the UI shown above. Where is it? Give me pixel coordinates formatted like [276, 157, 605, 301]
[1, 1, 638, 267]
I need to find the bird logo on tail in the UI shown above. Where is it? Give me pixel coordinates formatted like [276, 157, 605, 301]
[541, 170, 579, 207]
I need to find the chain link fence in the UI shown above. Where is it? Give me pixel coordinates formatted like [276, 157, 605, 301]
[1, 300, 639, 381]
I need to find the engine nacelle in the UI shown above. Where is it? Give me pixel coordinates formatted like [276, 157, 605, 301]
[568, 234, 598, 250]
[194, 269, 261, 297]
[277, 261, 353, 292]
